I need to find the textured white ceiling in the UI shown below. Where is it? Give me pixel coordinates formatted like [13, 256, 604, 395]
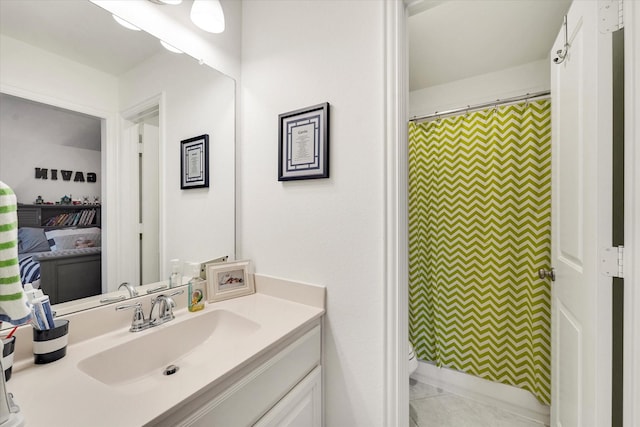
[409, 0, 572, 92]
[0, 93, 102, 152]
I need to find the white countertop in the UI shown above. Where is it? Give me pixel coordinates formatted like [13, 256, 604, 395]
[5, 275, 325, 427]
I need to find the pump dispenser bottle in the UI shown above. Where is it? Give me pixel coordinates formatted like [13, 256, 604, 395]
[186, 262, 206, 312]
[169, 259, 181, 288]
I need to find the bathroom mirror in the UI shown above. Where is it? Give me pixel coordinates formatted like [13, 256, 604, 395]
[0, 0, 236, 323]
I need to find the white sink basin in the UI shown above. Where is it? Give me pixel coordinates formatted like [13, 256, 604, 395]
[77, 309, 260, 386]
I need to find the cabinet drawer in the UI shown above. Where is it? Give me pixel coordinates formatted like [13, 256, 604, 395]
[254, 366, 322, 427]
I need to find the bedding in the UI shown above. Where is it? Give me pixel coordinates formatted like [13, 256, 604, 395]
[17, 227, 51, 253]
[18, 227, 102, 288]
[45, 227, 101, 250]
[19, 253, 42, 284]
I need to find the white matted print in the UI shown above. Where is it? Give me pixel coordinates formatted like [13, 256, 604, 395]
[206, 259, 255, 302]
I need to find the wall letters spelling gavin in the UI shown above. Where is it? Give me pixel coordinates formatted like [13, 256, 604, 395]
[34, 168, 97, 183]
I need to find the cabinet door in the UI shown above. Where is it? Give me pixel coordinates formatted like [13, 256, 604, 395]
[168, 325, 321, 427]
[254, 366, 322, 427]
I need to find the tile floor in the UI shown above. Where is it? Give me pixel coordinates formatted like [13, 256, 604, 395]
[409, 379, 548, 427]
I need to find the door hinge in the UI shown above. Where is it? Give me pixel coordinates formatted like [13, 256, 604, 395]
[599, 0, 622, 33]
[601, 246, 624, 278]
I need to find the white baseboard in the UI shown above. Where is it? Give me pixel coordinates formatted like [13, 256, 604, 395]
[411, 360, 550, 425]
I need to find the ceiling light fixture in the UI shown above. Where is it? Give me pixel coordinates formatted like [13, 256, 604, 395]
[160, 40, 183, 54]
[112, 15, 142, 31]
[148, 0, 183, 4]
[190, 0, 225, 34]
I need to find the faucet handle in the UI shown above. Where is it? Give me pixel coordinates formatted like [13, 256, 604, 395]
[115, 302, 146, 331]
[166, 289, 185, 298]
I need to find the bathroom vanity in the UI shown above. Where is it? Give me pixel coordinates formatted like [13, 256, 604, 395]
[6, 275, 325, 426]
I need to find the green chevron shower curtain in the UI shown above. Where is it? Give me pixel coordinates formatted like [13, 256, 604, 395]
[408, 99, 552, 404]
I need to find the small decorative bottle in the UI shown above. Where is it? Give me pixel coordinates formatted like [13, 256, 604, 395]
[169, 259, 181, 289]
[186, 262, 206, 312]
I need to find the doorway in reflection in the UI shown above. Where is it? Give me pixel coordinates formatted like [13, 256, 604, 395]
[122, 104, 161, 287]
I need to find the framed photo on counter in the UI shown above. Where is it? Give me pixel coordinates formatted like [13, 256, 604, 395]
[207, 259, 255, 302]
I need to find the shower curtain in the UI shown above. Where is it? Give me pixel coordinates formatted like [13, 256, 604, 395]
[408, 99, 552, 404]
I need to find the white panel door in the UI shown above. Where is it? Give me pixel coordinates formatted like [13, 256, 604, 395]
[550, 1, 613, 426]
[140, 123, 160, 285]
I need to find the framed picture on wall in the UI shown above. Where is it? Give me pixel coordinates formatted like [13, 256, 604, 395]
[206, 259, 255, 302]
[181, 134, 209, 189]
[278, 102, 330, 181]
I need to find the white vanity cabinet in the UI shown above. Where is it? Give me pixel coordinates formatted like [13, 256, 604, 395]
[153, 322, 322, 427]
[254, 366, 322, 427]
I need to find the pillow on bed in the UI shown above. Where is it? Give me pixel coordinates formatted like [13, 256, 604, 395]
[17, 227, 51, 254]
[45, 227, 101, 250]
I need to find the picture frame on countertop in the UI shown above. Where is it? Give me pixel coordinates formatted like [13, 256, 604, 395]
[206, 259, 255, 302]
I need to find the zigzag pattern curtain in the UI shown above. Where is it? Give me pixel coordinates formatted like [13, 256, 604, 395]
[408, 99, 552, 404]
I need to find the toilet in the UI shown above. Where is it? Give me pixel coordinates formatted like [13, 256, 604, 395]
[409, 342, 418, 376]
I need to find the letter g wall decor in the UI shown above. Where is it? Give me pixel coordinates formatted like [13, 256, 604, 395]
[34, 167, 97, 183]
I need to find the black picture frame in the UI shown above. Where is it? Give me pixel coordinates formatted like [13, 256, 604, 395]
[180, 134, 209, 189]
[278, 102, 330, 181]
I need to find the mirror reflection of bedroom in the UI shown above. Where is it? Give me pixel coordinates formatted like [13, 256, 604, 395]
[0, 93, 161, 305]
[0, 93, 106, 304]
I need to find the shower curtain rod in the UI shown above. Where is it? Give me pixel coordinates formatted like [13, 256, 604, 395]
[409, 90, 551, 123]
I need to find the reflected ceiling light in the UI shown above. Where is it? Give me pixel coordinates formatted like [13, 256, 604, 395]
[160, 40, 183, 54]
[190, 0, 225, 34]
[112, 15, 142, 31]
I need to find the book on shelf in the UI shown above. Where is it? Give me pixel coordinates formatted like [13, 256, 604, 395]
[86, 209, 96, 225]
[43, 209, 98, 227]
[78, 210, 89, 225]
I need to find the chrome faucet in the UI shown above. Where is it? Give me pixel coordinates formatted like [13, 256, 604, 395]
[118, 282, 139, 298]
[116, 289, 184, 332]
[150, 293, 179, 326]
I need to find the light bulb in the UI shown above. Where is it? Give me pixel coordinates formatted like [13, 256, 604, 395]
[160, 40, 183, 54]
[148, 0, 183, 4]
[112, 15, 141, 31]
[190, 0, 225, 34]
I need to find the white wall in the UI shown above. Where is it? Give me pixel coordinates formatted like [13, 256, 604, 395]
[118, 51, 236, 280]
[240, 1, 386, 425]
[0, 35, 113, 207]
[409, 59, 550, 119]
[1, 141, 101, 205]
[0, 35, 117, 196]
[0, 35, 119, 113]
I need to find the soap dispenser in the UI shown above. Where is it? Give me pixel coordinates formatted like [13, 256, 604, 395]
[169, 259, 181, 289]
[186, 262, 206, 312]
